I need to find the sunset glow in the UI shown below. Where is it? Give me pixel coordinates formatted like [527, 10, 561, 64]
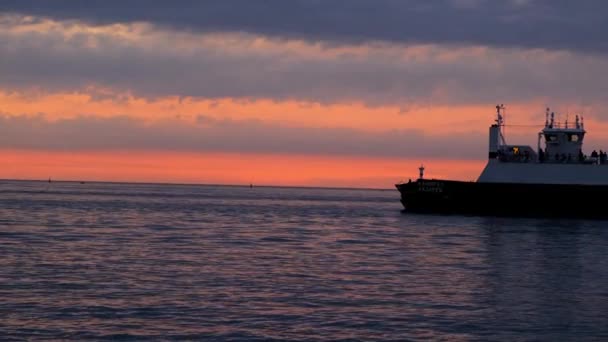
[0, 149, 486, 188]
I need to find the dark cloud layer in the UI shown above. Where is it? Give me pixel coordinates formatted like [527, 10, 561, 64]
[0, 114, 486, 159]
[1, 0, 607, 53]
[2, 19, 608, 107]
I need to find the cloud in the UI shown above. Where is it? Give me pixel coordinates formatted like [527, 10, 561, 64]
[0, 114, 487, 159]
[2, 16, 608, 107]
[1, 0, 607, 53]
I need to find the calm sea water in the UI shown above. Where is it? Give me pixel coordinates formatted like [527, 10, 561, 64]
[1, 180, 607, 341]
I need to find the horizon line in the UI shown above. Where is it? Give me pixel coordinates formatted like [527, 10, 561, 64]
[0, 178, 394, 191]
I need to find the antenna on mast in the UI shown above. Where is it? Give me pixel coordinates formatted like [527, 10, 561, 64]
[495, 104, 507, 145]
[495, 104, 505, 125]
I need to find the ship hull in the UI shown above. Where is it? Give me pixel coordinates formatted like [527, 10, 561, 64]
[396, 179, 608, 219]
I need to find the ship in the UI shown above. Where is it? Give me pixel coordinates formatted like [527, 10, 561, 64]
[395, 105, 608, 219]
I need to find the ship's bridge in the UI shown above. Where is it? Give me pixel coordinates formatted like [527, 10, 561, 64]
[538, 109, 586, 163]
[489, 106, 597, 164]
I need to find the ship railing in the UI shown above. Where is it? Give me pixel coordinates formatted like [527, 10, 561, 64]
[536, 157, 606, 165]
[585, 157, 607, 165]
[498, 154, 534, 163]
[500, 155, 608, 165]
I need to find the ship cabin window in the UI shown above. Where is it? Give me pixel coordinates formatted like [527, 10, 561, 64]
[544, 134, 558, 143]
[568, 134, 580, 142]
[512, 146, 519, 154]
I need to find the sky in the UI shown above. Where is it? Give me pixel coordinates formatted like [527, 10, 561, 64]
[2, 0, 608, 188]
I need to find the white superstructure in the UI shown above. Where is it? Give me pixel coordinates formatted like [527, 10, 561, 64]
[477, 105, 608, 185]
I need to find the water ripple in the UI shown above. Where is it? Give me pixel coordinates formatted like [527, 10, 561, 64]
[1, 180, 607, 340]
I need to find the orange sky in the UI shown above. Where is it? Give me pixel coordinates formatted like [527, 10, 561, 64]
[2, 88, 605, 188]
[0, 89, 510, 133]
[0, 87, 527, 188]
[0, 149, 486, 189]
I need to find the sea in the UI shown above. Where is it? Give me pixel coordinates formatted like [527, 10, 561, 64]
[1, 179, 607, 341]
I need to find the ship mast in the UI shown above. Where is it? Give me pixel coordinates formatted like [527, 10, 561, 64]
[496, 104, 507, 146]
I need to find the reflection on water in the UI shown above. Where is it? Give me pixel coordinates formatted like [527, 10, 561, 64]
[477, 217, 608, 340]
[0, 180, 607, 340]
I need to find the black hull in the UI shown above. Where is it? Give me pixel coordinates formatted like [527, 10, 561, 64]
[396, 179, 608, 219]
